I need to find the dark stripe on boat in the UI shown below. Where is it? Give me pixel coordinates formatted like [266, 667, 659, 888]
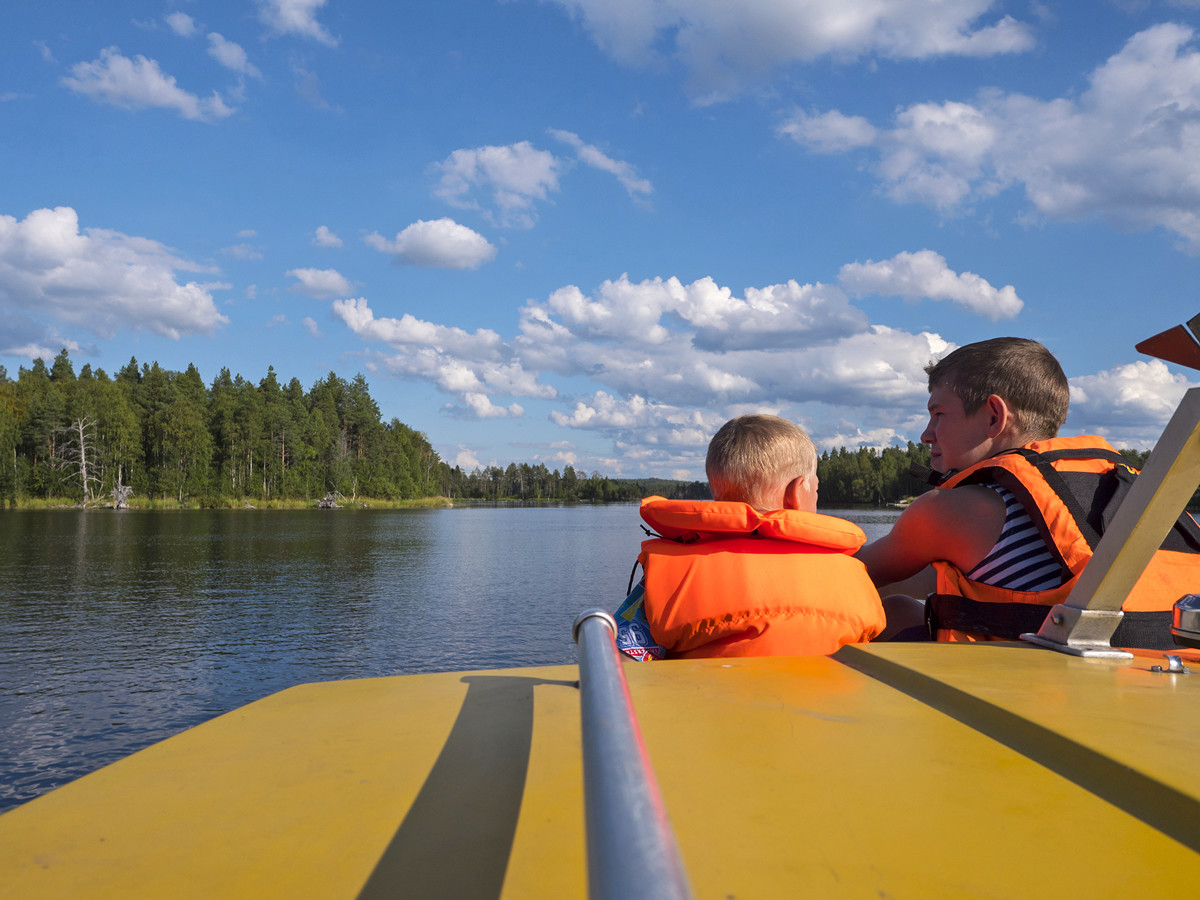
[833, 644, 1200, 855]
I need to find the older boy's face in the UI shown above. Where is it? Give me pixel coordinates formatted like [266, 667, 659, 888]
[922, 384, 994, 473]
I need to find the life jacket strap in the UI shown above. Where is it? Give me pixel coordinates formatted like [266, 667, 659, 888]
[927, 594, 1177, 649]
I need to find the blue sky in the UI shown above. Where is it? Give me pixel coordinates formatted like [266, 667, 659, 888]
[4, 1, 1200, 479]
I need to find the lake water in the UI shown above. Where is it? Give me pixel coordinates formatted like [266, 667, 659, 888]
[0, 505, 898, 812]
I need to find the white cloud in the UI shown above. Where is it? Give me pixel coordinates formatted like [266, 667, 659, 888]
[62, 47, 234, 122]
[221, 243, 263, 260]
[533, 273, 869, 352]
[452, 447, 483, 470]
[0, 207, 228, 345]
[364, 218, 497, 269]
[778, 109, 877, 153]
[332, 298, 555, 416]
[540, 0, 1034, 103]
[286, 267, 353, 298]
[462, 393, 525, 419]
[781, 24, 1200, 250]
[165, 12, 197, 37]
[549, 129, 653, 197]
[433, 142, 561, 228]
[1069, 360, 1195, 428]
[257, 0, 338, 46]
[332, 299, 507, 359]
[333, 267, 965, 436]
[313, 225, 342, 247]
[838, 250, 1022, 320]
[208, 33, 262, 79]
[302, 316, 323, 337]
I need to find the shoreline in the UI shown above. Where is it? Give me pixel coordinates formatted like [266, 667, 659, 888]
[0, 496, 456, 511]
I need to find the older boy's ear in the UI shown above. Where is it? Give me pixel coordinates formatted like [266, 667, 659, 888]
[985, 394, 1015, 437]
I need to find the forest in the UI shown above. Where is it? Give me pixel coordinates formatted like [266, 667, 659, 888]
[0, 351, 1154, 509]
[0, 351, 442, 507]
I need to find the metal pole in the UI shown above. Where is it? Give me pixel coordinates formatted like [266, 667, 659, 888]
[572, 609, 693, 900]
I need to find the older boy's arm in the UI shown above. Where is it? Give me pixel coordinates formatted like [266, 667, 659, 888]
[855, 486, 1006, 588]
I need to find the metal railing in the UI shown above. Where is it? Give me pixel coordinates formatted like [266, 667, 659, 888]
[572, 609, 693, 900]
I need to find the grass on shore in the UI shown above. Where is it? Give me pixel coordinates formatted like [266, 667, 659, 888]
[3, 495, 455, 511]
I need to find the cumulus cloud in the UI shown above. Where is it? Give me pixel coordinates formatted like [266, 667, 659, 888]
[778, 109, 877, 153]
[332, 298, 554, 408]
[330, 266, 974, 435]
[364, 218, 497, 269]
[302, 316, 323, 337]
[780, 24, 1200, 250]
[257, 0, 338, 46]
[0, 207, 228, 350]
[452, 447, 483, 470]
[1069, 360, 1196, 429]
[539, 0, 1034, 103]
[286, 267, 353, 298]
[208, 33, 262, 78]
[331, 261, 1194, 458]
[165, 12, 197, 37]
[433, 142, 561, 228]
[838, 250, 1022, 320]
[312, 225, 342, 247]
[461, 393, 525, 419]
[549, 129, 653, 197]
[534, 273, 869, 352]
[62, 47, 234, 122]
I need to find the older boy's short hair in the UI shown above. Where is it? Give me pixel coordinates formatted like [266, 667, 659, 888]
[706, 414, 816, 509]
[925, 337, 1068, 441]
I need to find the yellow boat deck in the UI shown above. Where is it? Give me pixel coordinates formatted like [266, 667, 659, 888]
[2, 641, 1200, 898]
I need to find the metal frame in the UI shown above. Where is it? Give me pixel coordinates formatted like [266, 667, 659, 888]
[1022, 386, 1200, 657]
[572, 609, 693, 900]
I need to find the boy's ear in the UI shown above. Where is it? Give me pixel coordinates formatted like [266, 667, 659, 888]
[984, 394, 1016, 438]
[783, 476, 804, 510]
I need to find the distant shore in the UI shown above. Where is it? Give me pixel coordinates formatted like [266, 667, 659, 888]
[0, 496, 455, 511]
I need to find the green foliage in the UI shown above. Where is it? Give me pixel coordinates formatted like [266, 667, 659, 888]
[441, 464, 711, 503]
[816, 442, 935, 506]
[0, 352, 444, 506]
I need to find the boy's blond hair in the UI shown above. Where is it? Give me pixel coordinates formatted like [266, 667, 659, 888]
[925, 337, 1069, 441]
[706, 414, 816, 511]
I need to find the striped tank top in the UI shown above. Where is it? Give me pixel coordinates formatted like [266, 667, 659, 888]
[966, 484, 1065, 591]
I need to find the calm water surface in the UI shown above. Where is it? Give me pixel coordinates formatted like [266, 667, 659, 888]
[0, 505, 897, 812]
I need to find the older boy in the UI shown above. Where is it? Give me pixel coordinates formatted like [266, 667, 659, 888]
[857, 337, 1196, 646]
[616, 414, 885, 660]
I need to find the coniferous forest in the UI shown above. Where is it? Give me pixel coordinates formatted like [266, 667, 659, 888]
[0, 352, 442, 507]
[2, 351, 1150, 509]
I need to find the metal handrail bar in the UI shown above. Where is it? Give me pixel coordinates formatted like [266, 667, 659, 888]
[572, 609, 693, 900]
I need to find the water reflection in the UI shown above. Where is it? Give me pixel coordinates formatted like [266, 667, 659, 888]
[0, 505, 897, 811]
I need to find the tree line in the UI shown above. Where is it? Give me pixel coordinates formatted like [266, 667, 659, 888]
[0, 350, 1160, 509]
[0, 351, 442, 506]
[0, 351, 712, 507]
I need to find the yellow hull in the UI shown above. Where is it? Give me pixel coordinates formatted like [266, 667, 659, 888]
[2, 641, 1199, 898]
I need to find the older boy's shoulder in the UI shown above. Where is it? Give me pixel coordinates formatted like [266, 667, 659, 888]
[901, 483, 1004, 532]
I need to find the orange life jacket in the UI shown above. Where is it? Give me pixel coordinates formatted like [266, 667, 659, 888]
[637, 496, 886, 658]
[929, 435, 1200, 647]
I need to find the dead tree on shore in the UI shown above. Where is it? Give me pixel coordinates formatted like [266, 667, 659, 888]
[56, 417, 102, 506]
[317, 491, 344, 509]
[111, 483, 134, 509]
